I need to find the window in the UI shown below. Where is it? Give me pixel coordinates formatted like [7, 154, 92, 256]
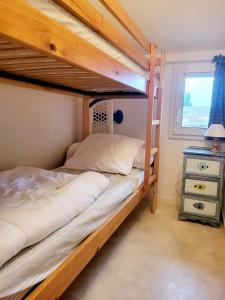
[169, 63, 214, 140]
[182, 75, 213, 129]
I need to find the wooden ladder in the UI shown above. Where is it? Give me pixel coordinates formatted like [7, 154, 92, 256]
[144, 48, 166, 213]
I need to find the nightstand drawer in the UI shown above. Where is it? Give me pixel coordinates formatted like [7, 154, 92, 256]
[183, 197, 217, 218]
[185, 157, 221, 177]
[184, 178, 218, 197]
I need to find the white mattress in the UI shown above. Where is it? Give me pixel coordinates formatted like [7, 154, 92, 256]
[25, 0, 148, 79]
[0, 168, 145, 299]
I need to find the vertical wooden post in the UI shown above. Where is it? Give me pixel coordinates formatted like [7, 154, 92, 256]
[82, 95, 90, 139]
[144, 44, 157, 194]
[151, 51, 166, 213]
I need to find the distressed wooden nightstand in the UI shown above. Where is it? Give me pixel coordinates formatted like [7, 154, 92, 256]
[179, 146, 225, 227]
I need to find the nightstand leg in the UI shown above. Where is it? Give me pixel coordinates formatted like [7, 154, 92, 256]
[179, 212, 220, 227]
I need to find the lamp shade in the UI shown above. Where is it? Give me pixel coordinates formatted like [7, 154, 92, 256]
[204, 124, 225, 138]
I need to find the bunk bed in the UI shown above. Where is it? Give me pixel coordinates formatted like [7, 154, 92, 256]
[0, 0, 166, 299]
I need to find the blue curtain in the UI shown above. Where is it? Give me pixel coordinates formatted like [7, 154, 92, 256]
[208, 55, 225, 127]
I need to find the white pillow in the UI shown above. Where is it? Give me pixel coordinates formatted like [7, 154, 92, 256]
[65, 139, 155, 169]
[133, 146, 154, 169]
[66, 142, 80, 160]
[64, 134, 144, 175]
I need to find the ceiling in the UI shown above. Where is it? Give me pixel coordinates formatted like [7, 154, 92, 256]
[96, 0, 225, 53]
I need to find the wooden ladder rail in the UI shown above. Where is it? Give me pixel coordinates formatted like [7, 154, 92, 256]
[151, 51, 166, 213]
[144, 43, 157, 195]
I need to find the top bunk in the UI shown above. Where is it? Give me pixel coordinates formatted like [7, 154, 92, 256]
[0, 0, 162, 97]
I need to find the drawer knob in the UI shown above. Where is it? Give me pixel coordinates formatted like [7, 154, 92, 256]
[193, 184, 206, 190]
[193, 202, 205, 210]
[197, 162, 209, 171]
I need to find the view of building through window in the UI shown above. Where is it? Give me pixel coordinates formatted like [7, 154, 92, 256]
[182, 75, 214, 128]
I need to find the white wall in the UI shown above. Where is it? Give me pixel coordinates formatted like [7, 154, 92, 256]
[112, 85, 206, 205]
[158, 63, 205, 204]
[113, 50, 225, 204]
[158, 51, 225, 204]
[113, 99, 147, 139]
[0, 83, 82, 170]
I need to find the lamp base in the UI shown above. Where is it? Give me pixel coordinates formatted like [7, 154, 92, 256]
[211, 138, 220, 152]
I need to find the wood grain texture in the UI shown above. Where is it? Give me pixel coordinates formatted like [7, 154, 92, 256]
[100, 0, 150, 52]
[151, 51, 166, 214]
[0, 1, 147, 93]
[54, 0, 149, 70]
[144, 44, 157, 193]
[0, 37, 135, 92]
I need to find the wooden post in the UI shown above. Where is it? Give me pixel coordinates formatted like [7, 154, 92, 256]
[144, 44, 157, 193]
[151, 51, 166, 213]
[82, 95, 90, 139]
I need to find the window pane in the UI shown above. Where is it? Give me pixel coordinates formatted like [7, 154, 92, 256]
[182, 76, 213, 128]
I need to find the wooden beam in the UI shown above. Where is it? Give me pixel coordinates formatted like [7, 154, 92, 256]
[151, 50, 166, 213]
[144, 44, 157, 193]
[82, 95, 90, 139]
[0, 0, 147, 93]
[99, 0, 150, 52]
[54, 0, 149, 70]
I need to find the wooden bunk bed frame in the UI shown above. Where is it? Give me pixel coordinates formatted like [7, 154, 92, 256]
[0, 1, 165, 299]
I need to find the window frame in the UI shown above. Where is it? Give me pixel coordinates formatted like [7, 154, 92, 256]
[169, 62, 215, 140]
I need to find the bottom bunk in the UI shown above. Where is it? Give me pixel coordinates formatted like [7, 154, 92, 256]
[0, 167, 155, 300]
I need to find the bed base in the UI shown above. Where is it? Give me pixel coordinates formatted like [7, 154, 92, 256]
[0, 0, 149, 94]
[24, 176, 156, 300]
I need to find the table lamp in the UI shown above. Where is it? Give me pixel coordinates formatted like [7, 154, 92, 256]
[204, 124, 225, 152]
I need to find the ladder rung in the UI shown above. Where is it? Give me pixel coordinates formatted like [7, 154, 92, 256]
[151, 147, 158, 155]
[152, 120, 160, 125]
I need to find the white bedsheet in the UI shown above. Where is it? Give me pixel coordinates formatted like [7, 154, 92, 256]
[26, 0, 148, 79]
[0, 167, 74, 201]
[0, 169, 144, 298]
[0, 167, 108, 268]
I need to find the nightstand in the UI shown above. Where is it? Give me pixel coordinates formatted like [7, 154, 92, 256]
[179, 146, 225, 227]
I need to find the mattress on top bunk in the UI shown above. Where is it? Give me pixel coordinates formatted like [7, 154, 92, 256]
[0, 168, 149, 299]
[26, 0, 149, 79]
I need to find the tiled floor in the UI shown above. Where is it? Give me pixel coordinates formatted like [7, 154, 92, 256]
[61, 198, 225, 300]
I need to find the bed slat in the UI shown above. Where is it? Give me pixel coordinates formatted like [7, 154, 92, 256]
[0, 0, 147, 93]
[0, 49, 42, 59]
[1, 63, 73, 71]
[0, 57, 59, 65]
